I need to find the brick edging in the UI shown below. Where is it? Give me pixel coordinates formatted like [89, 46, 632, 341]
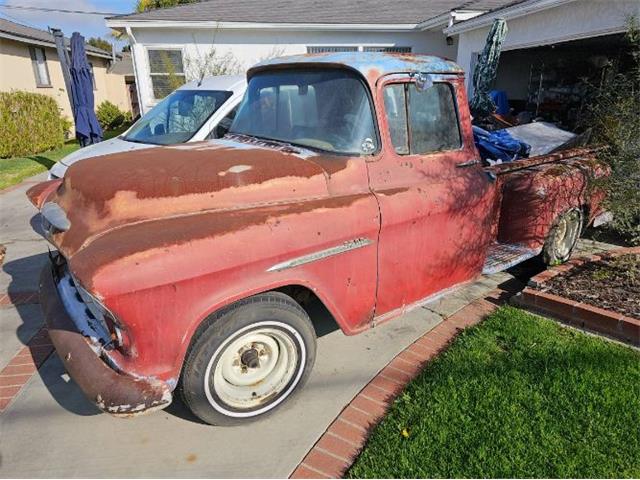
[290, 290, 504, 479]
[0, 327, 54, 413]
[514, 246, 640, 347]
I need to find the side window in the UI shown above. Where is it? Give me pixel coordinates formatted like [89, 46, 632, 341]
[383, 85, 409, 155]
[29, 46, 51, 87]
[408, 83, 461, 154]
[382, 82, 462, 155]
[208, 105, 238, 139]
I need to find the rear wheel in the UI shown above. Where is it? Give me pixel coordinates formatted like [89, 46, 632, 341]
[180, 292, 316, 426]
[543, 208, 583, 265]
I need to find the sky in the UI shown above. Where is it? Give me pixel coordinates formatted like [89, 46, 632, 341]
[0, 0, 135, 46]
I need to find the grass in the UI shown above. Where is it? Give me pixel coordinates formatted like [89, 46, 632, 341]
[0, 125, 130, 191]
[348, 306, 640, 478]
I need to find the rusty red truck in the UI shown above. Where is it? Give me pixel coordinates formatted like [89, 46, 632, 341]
[27, 53, 608, 425]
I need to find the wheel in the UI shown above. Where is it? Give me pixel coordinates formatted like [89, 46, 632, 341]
[543, 208, 583, 265]
[180, 292, 316, 426]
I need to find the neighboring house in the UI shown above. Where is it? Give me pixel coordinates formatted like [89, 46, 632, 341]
[0, 18, 132, 123]
[109, 51, 140, 118]
[106, 0, 515, 113]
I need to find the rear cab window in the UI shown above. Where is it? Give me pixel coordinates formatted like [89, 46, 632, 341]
[383, 81, 461, 156]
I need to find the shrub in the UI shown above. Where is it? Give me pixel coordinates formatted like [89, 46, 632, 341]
[581, 18, 640, 245]
[0, 91, 64, 158]
[61, 117, 73, 139]
[96, 100, 125, 130]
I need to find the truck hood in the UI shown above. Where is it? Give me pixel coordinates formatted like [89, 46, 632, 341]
[47, 139, 331, 257]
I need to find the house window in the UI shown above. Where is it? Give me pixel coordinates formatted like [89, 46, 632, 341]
[363, 46, 412, 53]
[147, 48, 186, 99]
[306, 46, 358, 53]
[29, 46, 51, 87]
[383, 82, 461, 155]
[88, 62, 97, 90]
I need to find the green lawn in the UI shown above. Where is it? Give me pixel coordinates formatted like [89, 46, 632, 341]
[348, 306, 640, 478]
[0, 125, 129, 191]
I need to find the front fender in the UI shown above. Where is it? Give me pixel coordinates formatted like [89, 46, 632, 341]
[77, 194, 380, 383]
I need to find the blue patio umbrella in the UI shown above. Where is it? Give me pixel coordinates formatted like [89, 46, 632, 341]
[70, 32, 103, 146]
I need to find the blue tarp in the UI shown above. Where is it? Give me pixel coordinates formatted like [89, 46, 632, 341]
[473, 126, 531, 163]
[70, 32, 102, 146]
[489, 90, 510, 115]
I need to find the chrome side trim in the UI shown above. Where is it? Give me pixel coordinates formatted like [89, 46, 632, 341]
[266, 238, 373, 272]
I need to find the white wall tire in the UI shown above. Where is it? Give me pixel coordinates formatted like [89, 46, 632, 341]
[180, 292, 316, 426]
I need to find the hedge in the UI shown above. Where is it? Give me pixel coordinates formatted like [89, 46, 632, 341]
[0, 91, 65, 158]
[96, 100, 125, 130]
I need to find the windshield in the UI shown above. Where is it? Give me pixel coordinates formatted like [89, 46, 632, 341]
[230, 69, 378, 155]
[124, 89, 233, 145]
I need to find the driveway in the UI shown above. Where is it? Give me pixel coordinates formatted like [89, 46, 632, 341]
[0, 174, 618, 477]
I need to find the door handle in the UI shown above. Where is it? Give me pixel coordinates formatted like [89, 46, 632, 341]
[456, 159, 480, 168]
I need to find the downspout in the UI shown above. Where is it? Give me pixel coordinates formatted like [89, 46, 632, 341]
[126, 26, 145, 116]
[51, 28, 76, 119]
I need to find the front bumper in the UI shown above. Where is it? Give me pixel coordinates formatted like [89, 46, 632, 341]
[40, 259, 172, 416]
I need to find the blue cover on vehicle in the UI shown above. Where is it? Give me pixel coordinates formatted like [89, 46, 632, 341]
[473, 126, 531, 163]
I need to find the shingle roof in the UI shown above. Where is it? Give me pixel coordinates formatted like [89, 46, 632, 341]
[0, 18, 112, 58]
[108, 0, 516, 25]
[109, 52, 134, 76]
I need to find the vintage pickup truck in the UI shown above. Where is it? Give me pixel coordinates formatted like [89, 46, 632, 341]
[27, 53, 607, 425]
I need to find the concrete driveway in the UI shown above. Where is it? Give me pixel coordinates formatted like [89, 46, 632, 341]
[0, 174, 617, 477]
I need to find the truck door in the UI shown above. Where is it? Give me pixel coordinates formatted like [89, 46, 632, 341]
[367, 74, 498, 318]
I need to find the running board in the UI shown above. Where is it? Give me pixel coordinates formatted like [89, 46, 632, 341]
[482, 243, 540, 275]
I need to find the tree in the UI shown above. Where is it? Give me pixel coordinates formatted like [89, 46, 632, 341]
[87, 37, 112, 53]
[135, 0, 198, 12]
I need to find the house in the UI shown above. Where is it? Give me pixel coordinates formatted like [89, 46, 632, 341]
[109, 51, 140, 118]
[107, 0, 639, 122]
[0, 18, 132, 122]
[106, 0, 515, 113]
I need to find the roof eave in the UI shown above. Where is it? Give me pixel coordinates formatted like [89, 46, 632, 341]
[416, 9, 485, 31]
[0, 31, 113, 59]
[105, 19, 421, 31]
[444, 0, 578, 35]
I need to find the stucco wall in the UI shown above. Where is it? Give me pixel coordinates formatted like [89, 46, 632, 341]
[130, 27, 458, 113]
[455, 0, 640, 88]
[0, 37, 131, 123]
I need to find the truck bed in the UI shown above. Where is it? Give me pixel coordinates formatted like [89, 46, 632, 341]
[481, 146, 606, 274]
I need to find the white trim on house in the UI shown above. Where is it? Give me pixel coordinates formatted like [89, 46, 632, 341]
[444, 0, 578, 35]
[106, 20, 422, 32]
[498, 24, 629, 51]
